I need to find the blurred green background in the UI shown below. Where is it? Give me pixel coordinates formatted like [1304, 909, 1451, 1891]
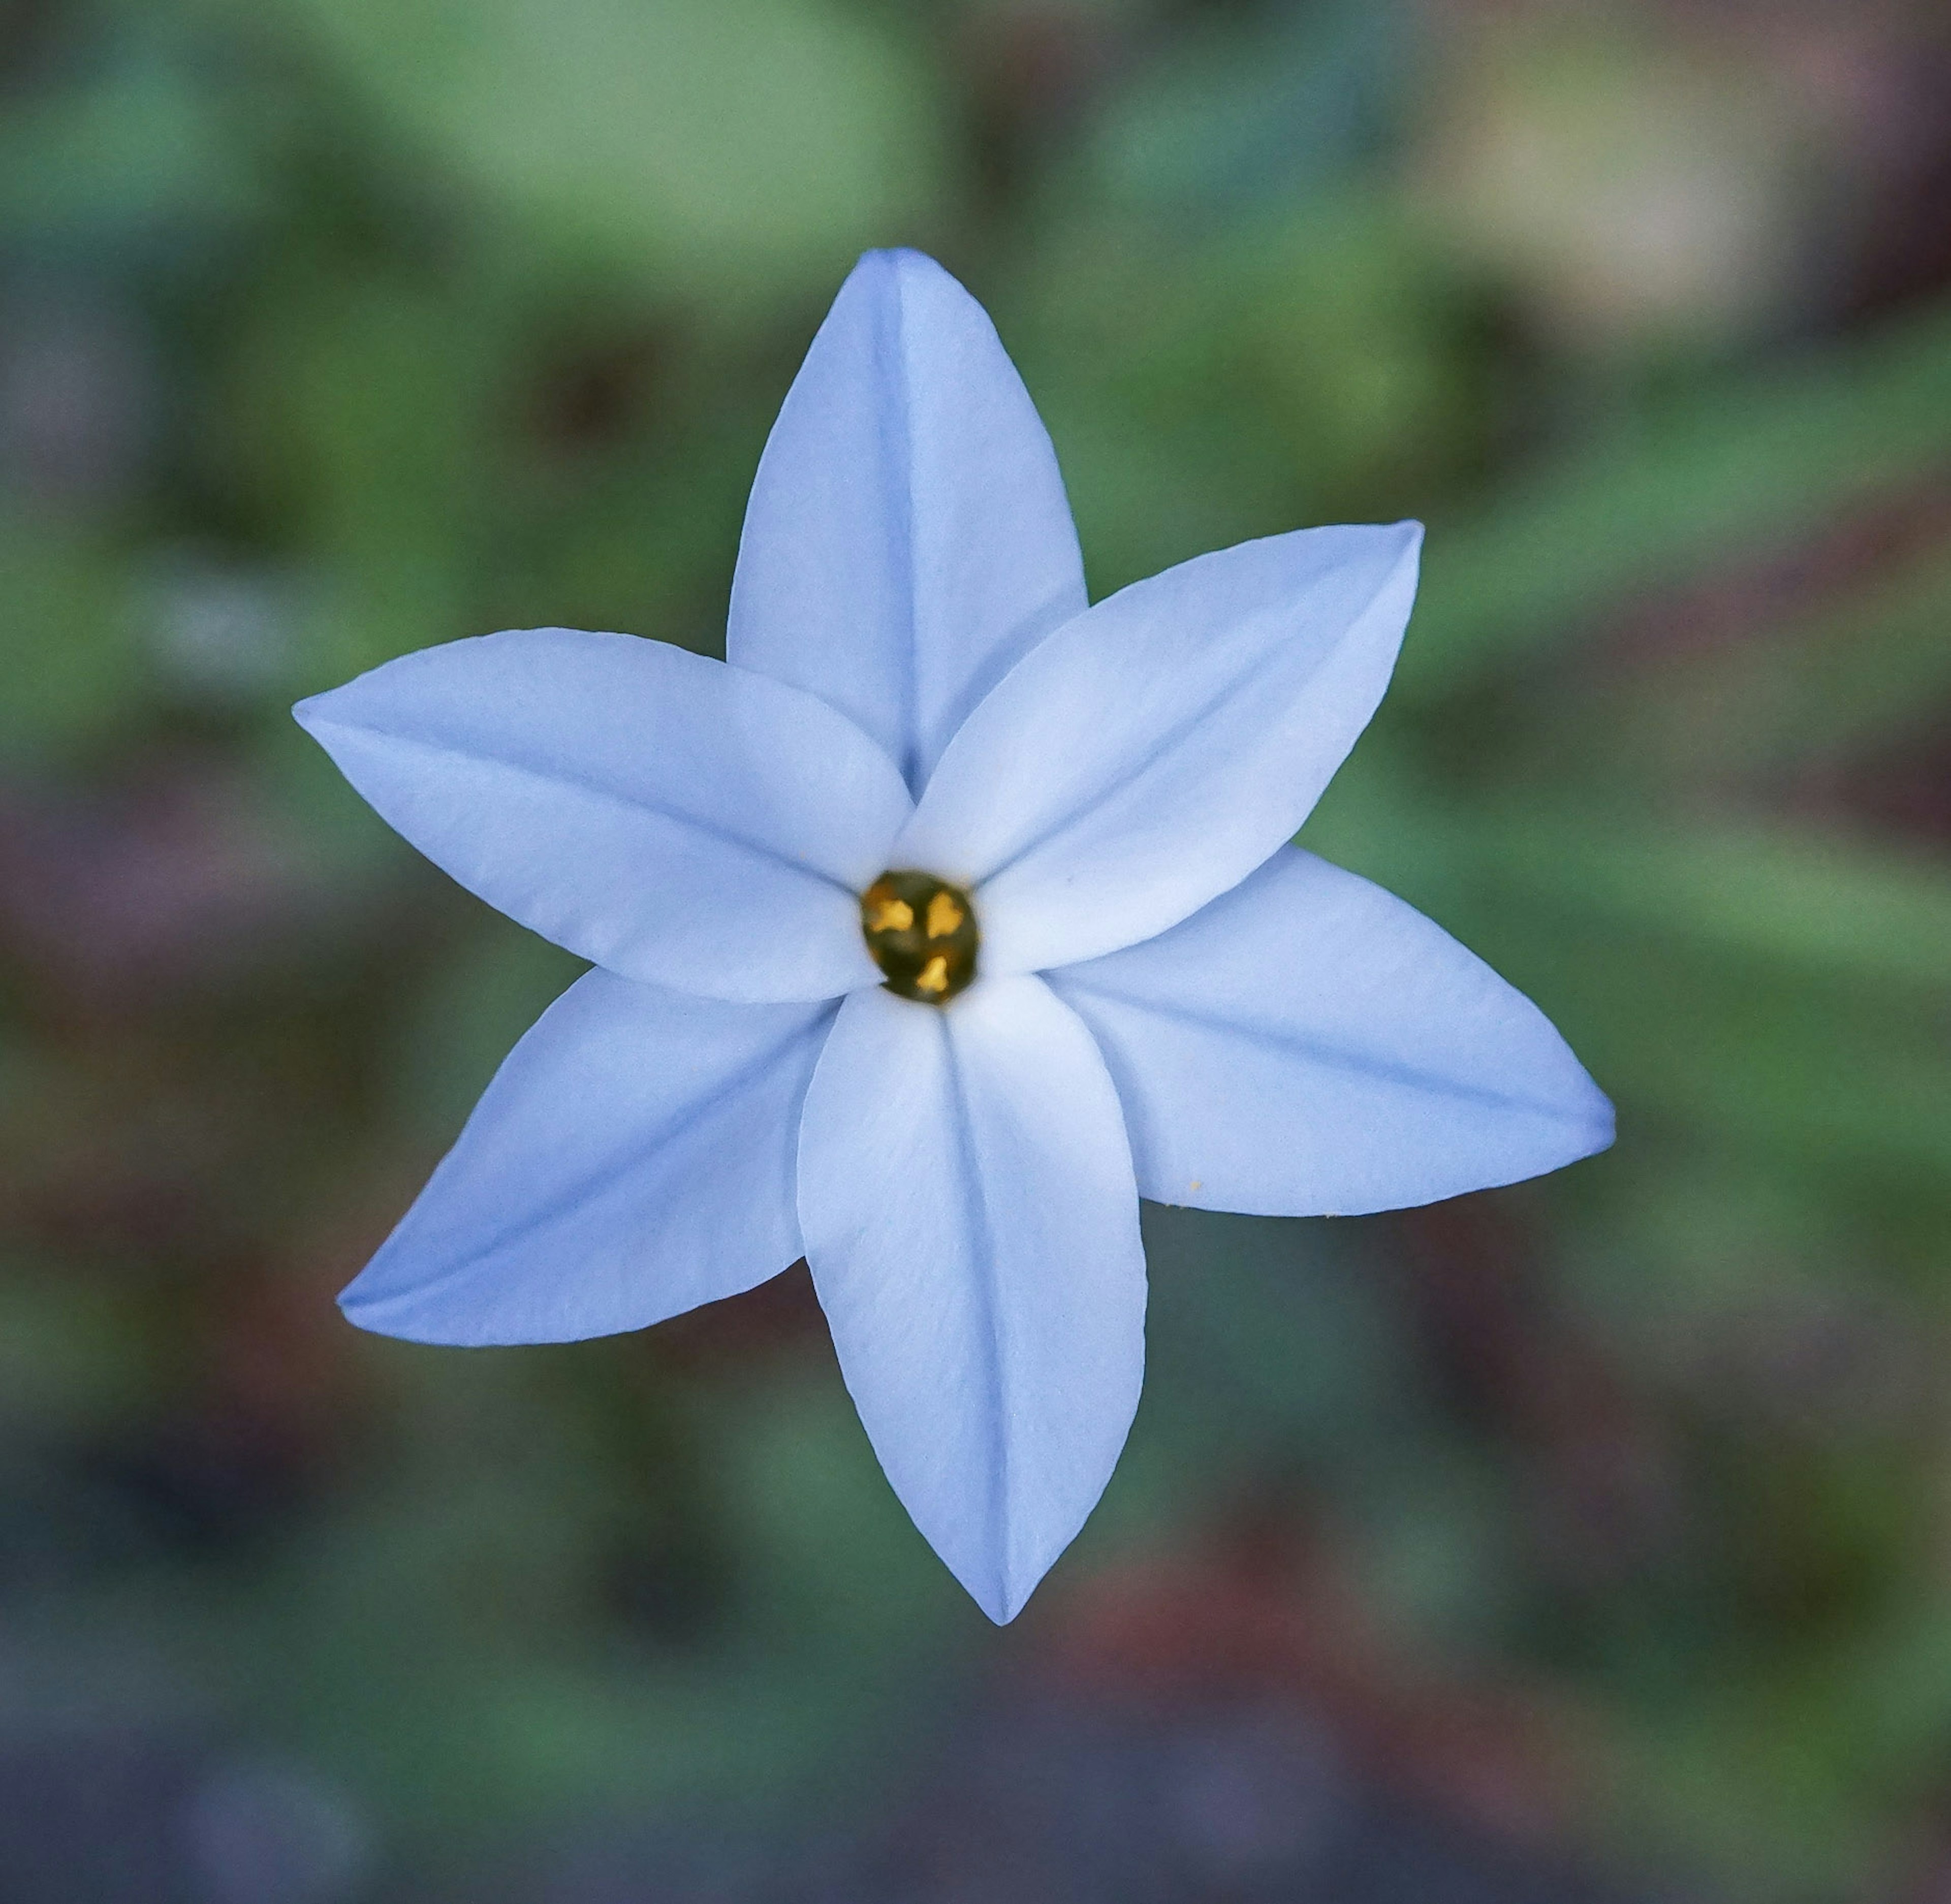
[2, 0, 1949, 1898]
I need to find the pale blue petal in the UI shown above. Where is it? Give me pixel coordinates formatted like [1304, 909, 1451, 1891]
[727, 248, 1087, 795]
[341, 970, 835, 1344]
[897, 523, 1423, 974]
[295, 628, 911, 1003]
[797, 975, 1145, 1623]
[1048, 847, 1614, 1217]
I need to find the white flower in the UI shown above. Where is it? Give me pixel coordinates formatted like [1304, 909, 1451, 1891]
[296, 249, 1612, 1622]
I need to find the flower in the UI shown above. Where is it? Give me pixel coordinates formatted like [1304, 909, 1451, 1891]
[295, 248, 1613, 1624]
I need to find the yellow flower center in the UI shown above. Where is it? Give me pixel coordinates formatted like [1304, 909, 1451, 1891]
[860, 870, 978, 1004]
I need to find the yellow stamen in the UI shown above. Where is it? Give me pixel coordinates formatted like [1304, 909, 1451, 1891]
[860, 870, 978, 1004]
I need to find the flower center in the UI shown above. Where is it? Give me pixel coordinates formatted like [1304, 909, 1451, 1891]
[860, 870, 978, 1004]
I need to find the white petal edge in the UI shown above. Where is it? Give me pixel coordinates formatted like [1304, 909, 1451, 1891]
[797, 975, 1146, 1622]
[728, 248, 1087, 795]
[1047, 846, 1614, 1217]
[896, 522, 1423, 974]
[341, 969, 836, 1344]
[296, 628, 911, 1003]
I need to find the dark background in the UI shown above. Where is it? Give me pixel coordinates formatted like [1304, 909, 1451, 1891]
[2, 0, 1949, 1897]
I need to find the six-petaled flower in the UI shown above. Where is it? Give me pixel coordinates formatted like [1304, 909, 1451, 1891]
[295, 248, 1613, 1624]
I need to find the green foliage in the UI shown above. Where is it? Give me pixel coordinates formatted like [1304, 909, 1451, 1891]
[0, 27, 266, 255]
[1402, 303, 1951, 699]
[260, 0, 947, 299]
[0, 520, 146, 765]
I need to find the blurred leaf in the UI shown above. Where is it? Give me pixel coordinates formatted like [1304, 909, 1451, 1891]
[1023, 191, 1480, 590]
[1076, 0, 1407, 214]
[1463, 820, 1951, 1183]
[1414, 19, 1809, 361]
[1467, 902, 1951, 1188]
[0, 520, 145, 765]
[0, 1269, 152, 1434]
[232, 1353, 960, 1839]
[498, 409, 771, 654]
[391, 921, 584, 1144]
[228, 270, 505, 678]
[264, 0, 945, 299]
[1133, 1205, 1522, 1645]
[1466, 808, 1951, 996]
[1313, 782, 1951, 1184]
[1402, 298, 1951, 701]
[1138, 1206, 1404, 1465]
[1554, 541, 1951, 788]
[0, 35, 265, 259]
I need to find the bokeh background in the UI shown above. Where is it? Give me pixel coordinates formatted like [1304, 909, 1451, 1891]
[2, 0, 1949, 1898]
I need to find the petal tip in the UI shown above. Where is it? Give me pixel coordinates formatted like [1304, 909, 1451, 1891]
[982, 1590, 1027, 1627]
[335, 1282, 397, 1338]
[1579, 1081, 1619, 1159]
[841, 246, 982, 324]
[338, 1272, 464, 1346]
[853, 243, 948, 280]
[1527, 1068, 1616, 1182]
[290, 688, 335, 735]
[960, 1563, 1042, 1626]
[337, 1285, 477, 1348]
[1386, 517, 1426, 572]
[1514, 1048, 1617, 1179]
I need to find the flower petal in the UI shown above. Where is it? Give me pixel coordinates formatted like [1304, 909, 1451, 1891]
[896, 522, 1423, 973]
[1048, 847, 1614, 1217]
[727, 248, 1087, 795]
[295, 628, 911, 1003]
[797, 975, 1145, 1622]
[341, 969, 835, 1344]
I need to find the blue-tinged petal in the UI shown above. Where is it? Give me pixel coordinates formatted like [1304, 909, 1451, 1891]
[797, 975, 1144, 1623]
[295, 629, 911, 1003]
[727, 248, 1087, 795]
[896, 523, 1422, 974]
[342, 969, 835, 1345]
[1047, 847, 1613, 1217]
